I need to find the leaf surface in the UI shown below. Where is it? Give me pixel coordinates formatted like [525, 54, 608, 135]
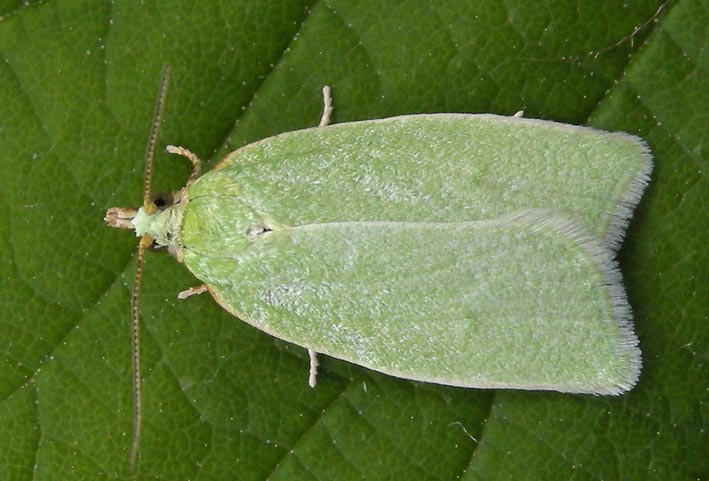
[0, 1, 705, 480]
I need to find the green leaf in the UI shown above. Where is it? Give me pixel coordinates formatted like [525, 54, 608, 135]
[0, 0, 705, 480]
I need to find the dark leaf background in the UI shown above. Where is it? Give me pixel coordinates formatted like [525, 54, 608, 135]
[0, 1, 705, 480]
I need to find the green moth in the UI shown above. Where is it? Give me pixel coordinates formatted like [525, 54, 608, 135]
[106, 67, 651, 467]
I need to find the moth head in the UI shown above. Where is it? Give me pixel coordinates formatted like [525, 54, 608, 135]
[105, 189, 186, 258]
[104, 191, 175, 232]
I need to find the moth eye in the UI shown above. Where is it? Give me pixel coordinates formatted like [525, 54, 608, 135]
[151, 192, 174, 211]
[148, 241, 168, 252]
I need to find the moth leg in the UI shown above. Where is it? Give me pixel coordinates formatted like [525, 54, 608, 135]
[307, 348, 319, 388]
[177, 284, 209, 300]
[318, 86, 333, 127]
[166, 145, 201, 187]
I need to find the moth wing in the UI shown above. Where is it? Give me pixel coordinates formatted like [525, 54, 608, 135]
[196, 210, 640, 395]
[208, 114, 652, 249]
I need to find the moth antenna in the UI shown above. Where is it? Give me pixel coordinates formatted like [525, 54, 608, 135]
[129, 66, 170, 470]
[143, 65, 171, 213]
[129, 235, 152, 470]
